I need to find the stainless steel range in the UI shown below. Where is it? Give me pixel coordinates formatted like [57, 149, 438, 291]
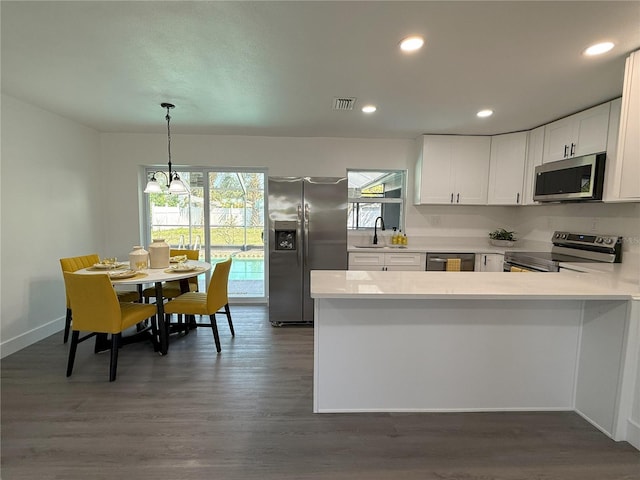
[504, 231, 622, 272]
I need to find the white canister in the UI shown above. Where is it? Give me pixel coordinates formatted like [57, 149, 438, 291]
[128, 246, 148, 271]
[148, 238, 170, 268]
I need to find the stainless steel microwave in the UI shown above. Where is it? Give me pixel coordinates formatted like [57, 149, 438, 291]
[534, 152, 606, 202]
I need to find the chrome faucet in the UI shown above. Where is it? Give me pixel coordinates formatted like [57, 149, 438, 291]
[372, 216, 385, 245]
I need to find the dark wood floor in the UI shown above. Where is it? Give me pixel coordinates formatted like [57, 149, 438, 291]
[2, 306, 639, 480]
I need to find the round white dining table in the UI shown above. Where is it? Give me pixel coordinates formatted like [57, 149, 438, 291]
[77, 260, 211, 354]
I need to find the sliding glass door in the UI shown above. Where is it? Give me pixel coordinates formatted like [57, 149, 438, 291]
[145, 168, 266, 302]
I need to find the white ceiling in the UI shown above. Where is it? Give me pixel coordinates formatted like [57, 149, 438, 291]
[2, 1, 640, 139]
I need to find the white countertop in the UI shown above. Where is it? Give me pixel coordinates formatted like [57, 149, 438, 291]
[347, 236, 549, 254]
[310, 270, 639, 300]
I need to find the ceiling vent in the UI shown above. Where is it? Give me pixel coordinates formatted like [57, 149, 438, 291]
[333, 97, 356, 111]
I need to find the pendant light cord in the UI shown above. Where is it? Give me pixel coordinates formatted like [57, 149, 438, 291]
[165, 105, 173, 179]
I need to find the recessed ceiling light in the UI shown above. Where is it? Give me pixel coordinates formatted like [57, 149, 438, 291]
[362, 105, 377, 114]
[477, 109, 493, 118]
[583, 42, 615, 56]
[400, 35, 424, 52]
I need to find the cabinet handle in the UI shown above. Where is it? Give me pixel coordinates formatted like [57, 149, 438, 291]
[484, 255, 487, 266]
[570, 143, 576, 156]
[516, 192, 520, 204]
[450, 193, 454, 203]
[456, 193, 460, 203]
[564, 145, 568, 158]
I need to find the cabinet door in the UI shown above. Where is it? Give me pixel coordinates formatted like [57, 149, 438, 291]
[523, 126, 545, 205]
[573, 102, 611, 157]
[348, 252, 384, 270]
[543, 117, 574, 163]
[415, 136, 455, 204]
[476, 254, 504, 272]
[487, 132, 528, 205]
[453, 136, 491, 204]
[618, 51, 640, 199]
[485, 253, 505, 272]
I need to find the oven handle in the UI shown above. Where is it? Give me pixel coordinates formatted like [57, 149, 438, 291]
[503, 262, 542, 273]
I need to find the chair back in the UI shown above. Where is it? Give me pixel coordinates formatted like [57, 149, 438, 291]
[62, 272, 122, 334]
[60, 254, 100, 307]
[167, 248, 200, 292]
[60, 254, 100, 273]
[170, 249, 200, 261]
[206, 258, 232, 312]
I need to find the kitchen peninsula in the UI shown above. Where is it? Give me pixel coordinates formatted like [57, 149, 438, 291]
[310, 270, 640, 448]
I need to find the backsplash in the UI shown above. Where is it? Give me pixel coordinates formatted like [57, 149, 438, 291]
[405, 202, 640, 254]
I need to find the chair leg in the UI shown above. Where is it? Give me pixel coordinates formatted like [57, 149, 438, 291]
[150, 314, 160, 352]
[224, 304, 235, 337]
[63, 308, 72, 343]
[109, 333, 121, 382]
[66, 330, 80, 377]
[209, 314, 221, 353]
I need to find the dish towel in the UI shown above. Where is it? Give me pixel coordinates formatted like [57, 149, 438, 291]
[446, 258, 461, 271]
[510, 266, 529, 272]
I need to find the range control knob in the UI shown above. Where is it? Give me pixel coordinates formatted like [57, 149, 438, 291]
[604, 238, 614, 245]
[595, 237, 604, 243]
[561, 233, 568, 239]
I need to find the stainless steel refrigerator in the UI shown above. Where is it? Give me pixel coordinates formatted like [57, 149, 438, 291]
[268, 176, 347, 325]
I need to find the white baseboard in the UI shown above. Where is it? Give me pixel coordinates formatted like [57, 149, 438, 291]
[1, 317, 64, 358]
[627, 419, 640, 451]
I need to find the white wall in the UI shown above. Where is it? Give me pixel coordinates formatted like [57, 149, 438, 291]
[100, 133, 417, 258]
[0, 94, 104, 356]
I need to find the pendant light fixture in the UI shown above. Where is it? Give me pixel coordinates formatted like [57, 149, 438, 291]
[144, 102, 188, 195]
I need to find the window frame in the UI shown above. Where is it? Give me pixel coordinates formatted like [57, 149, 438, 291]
[347, 168, 406, 232]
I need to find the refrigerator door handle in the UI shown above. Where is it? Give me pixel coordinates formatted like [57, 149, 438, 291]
[297, 204, 303, 266]
[304, 203, 310, 265]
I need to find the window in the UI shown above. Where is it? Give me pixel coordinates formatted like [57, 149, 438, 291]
[144, 167, 266, 302]
[347, 169, 406, 231]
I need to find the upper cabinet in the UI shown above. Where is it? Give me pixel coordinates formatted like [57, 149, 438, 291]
[605, 50, 640, 201]
[522, 126, 545, 205]
[487, 132, 528, 205]
[542, 102, 611, 163]
[414, 135, 490, 205]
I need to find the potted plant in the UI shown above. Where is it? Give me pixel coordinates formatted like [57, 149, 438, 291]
[489, 228, 517, 247]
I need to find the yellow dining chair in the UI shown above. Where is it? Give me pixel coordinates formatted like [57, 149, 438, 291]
[163, 258, 234, 353]
[141, 248, 200, 303]
[63, 272, 158, 382]
[60, 254, 139, 343]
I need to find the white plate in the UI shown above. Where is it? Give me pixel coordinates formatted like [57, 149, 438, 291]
[170, 264, 196, 272]
[108, 270, 138, 279]
[93, 263, 124, 269]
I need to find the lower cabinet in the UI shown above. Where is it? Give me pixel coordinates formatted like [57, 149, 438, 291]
[475, 253, 505, 272]
[348, 252, 426, 271]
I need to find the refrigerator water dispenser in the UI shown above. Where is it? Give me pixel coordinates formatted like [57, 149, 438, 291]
[274, 221, 297, 250]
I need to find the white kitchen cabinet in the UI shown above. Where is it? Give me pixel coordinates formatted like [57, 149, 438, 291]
[542, 102, 611, 163]
[487, 132, 528, 205]
[605, 50, 640, 201]
[522, 126, 545, 205]
[414, 135, 491, 205]
[475, 253, 504, 272]
[348, 251, 426, 271]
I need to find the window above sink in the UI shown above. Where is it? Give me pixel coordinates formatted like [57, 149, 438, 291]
[347, 169, 406, 232]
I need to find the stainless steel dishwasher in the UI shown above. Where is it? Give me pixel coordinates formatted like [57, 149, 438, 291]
[426, 253, 475, 271]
